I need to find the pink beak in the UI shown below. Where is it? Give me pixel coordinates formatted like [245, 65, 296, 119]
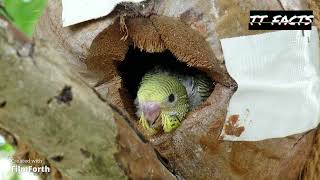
[142, 102, 160, 126]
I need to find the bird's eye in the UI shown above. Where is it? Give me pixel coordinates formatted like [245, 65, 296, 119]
[168, 93, 175, 103]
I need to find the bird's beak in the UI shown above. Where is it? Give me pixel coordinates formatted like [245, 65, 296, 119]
[142, 102, 160, 127]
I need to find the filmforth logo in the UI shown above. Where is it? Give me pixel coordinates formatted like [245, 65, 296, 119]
[249, 11, 314, 30]
[12, 165, 50, 173]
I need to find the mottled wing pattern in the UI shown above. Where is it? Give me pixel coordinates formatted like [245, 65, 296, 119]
[194, 74, 214, 102]
[179, 74, 214, 109]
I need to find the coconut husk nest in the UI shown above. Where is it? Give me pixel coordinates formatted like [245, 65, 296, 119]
[33, 0, 320, 179]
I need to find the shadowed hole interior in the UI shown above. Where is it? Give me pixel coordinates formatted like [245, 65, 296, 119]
[116, 46, 214, 117]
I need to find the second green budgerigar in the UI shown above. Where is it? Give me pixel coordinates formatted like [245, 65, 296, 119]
[135, 67, 214, 135]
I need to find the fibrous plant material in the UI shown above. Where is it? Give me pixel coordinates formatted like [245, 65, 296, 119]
[84, 13, 315, 179]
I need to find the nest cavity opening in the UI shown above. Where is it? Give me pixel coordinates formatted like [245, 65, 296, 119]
[86, 16, 231, 119]
[117, 46, 214, 104]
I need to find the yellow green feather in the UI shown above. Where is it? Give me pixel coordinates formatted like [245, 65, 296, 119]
[137, 72, 189, 134]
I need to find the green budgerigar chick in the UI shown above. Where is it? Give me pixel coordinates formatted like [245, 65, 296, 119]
[135, 68, 214, 135]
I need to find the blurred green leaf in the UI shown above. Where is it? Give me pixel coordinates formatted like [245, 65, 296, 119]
[10, 173, 21, 180]
[4, 0, 47, 37]
[0, 143, 14, 152]
[0, 6, 13, 21]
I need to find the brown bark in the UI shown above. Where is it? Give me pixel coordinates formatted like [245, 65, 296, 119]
[0, 18, 174, 179]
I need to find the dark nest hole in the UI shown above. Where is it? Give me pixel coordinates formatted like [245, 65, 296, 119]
[86, 16, 233, 129]
[116, 46, 215, 118]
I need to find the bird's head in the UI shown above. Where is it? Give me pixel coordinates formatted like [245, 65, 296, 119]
[136, 73, 189, 134]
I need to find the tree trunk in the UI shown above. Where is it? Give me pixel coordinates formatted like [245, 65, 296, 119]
[0, 19, 174, 179]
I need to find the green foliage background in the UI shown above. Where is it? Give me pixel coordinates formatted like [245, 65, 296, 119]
[1, 0, 47, 37]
